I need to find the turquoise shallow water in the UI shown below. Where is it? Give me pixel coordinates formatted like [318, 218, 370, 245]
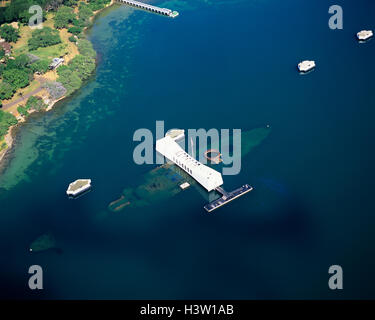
[0, 0, 375, 299]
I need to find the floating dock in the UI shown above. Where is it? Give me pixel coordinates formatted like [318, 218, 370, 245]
[357, 30, 373, 41]
[116, 0, 179, 18]
[298, 60, 316, 73]
[66, 179, 92, 198]
[204, 184, 253, 213]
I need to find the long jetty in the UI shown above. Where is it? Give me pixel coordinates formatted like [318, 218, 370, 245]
[116, 0, 179, 18]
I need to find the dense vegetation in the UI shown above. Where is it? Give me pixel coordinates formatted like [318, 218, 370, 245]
[57, 39, 96, 95]
[54, 5, 75, 29]
[17, 96, 47, 117]
[77, 39, 96, 58]
[0, 54, 34, 100]
[0, 0, 109, 25]
[0, 24, 20, 43]
[87, 0, 111, 12]
[26, 96, 47, 111]
[3, 68, 30, 89]
[0, 0, 106, 144]
[30, 59, 50, 74]
[78, 3, 93, 23]
[28, 27, 62, 51]
[0, 82, 14, 100]
[0, 109, 17, 143]
[0, 0, 51, 25]
[68, 26, 82, 35]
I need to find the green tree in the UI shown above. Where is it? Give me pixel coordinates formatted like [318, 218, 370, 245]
[57, 67, 82, 95]
[0, 82, 15, 100]
[6, 54, 30, 69]
[3, 0, 32, 23]
[64, 0, 79, 7]
[54, 6, 75, 29]
[77, 39, 96, 58]
[3, 69, 30, 89]
[0, 24, 20, 43]
[25, 96, 46, 111]
[17, 7, 47, 25]
[68, 54, 95, 80]
[28, 27, 62, 51]
[17, 105, 28, 117]
[87, 0, 110, 12]
[78, 3, 93, 22]
[72, 18, 86, 28]
[30, 59, 50, 74]
[68, 26, 82, 35]
[0, 109, 17, 138]
[0, 0, 50, 24]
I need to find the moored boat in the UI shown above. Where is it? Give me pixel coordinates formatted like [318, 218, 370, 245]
[357, 30, 373, 41]
[298, 60, 316, 73]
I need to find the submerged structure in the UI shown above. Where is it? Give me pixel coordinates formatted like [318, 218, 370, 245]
[30, 233, 56, 253]
[156, 131, 252, 212]
[107, 127, 271, 214]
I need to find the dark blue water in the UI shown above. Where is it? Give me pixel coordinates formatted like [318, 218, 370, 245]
[0, 0, 374, 299]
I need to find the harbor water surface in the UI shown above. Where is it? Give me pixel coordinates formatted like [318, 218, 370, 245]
[0, 0, 375, 299]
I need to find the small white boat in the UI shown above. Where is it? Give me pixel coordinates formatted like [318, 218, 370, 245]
[179, 182, 190, 190]
[66, 179, 92, 197]
[357, 30, 373, 41]
[298, 60, 316, 73]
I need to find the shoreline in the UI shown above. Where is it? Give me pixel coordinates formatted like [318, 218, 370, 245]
[0, 1, 115, 173]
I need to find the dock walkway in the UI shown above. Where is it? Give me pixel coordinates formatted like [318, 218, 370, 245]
[204, 185, 254, 213]
[116, 0, 179, 17]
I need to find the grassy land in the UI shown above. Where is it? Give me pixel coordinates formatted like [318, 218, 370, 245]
[11, 26, 33, 56]
[0, 0, 113, 163]
[0, 0, 109, 142]
[12, 14, 69, 60]
[30, 43, 68, 60]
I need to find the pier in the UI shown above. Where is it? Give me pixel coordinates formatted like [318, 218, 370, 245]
[116, 0, 179, 18]
[204, 185, 253, 213]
